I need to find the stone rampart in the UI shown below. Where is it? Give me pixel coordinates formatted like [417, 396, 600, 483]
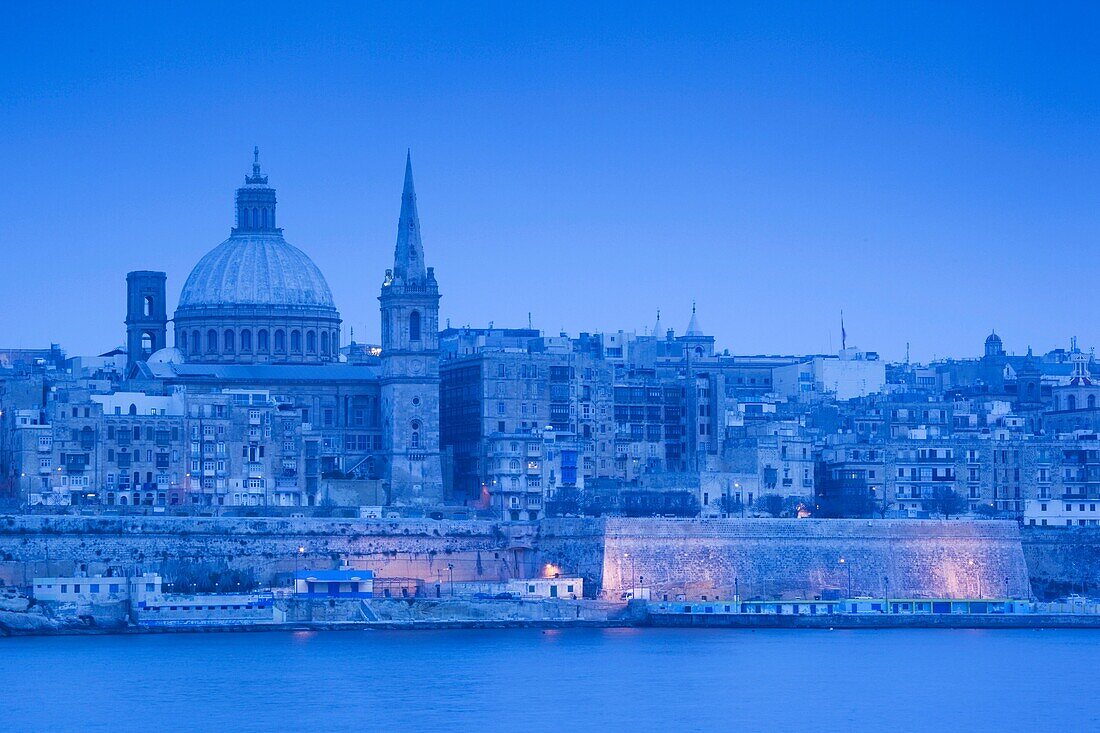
[1022, 527, 1100, 599]
[0, 515, 1036, 601]
[541, 518, 1031, 600]
[0, 515, 534, 589]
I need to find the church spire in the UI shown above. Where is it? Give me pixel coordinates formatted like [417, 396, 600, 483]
[393, 150, 426, 283]
[685, 301, 702, 336]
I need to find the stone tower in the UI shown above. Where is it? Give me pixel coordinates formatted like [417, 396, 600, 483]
[379, 152, 444, 507]
[125, 270, 167, 367]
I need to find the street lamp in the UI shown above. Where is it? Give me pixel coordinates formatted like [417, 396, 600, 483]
[623, 553, 635, 599]
[883, 575, 890, 613]
[447, 563, 454, 596]
[839, 557, 852, 599]
[294, 545, 305, 590]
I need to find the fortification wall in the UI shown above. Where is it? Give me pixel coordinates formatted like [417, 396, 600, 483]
[543, 518, 1031, 600]
[0, 515, 535, 588]
[0, 515, 1036, 601]
[1021, 527, 1100, 599]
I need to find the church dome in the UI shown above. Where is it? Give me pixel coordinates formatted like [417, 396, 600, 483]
[984, 330, 1004, 358]
[173, 149, 342, 365]
[177, 234, 335, 311]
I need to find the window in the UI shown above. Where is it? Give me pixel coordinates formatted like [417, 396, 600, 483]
[274, 330, 286, 353]
[207, 330, 218, 353]
[410, 310, 421, 341]
[291, 330, 302, 353]
[258, 329, 269, 353]
[141, 332, 154, 353]
[191, 330, 200, 354]
[223, 329, 235, 353]
[144, 295, 155, 317]
[240, 329, 252, 352]
[306, 330, 316, 354]
[321, 330, 330, 355]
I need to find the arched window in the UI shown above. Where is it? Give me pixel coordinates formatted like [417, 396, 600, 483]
[332, 330, 339, 352]
[128, 403, 137, 416]
[192, 330, 201, 355]
[207, 330, 218, 353]
[1068, 395, 1077, 411]
[240, 329, 252, 352]
[320, 331, 330, 355]
[410, 419, 421, 449]
[291, 330, 302, 353]
[141, 332, 154, 353]
[274, 329, 286, 353]
[144, 296, 154, 317]
[410, 310, 421, 341]
[510, 459, 519, 471]
[1090, 395, 1097, 409]
[224, 330, 235, 353]
[306, 330, 316, 354]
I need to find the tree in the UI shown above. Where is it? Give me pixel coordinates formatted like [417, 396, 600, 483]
[755, 494, 785, 517]
[973, 503, 998, 519]
[932, 487, 967, 519]
[719, 494, 744, 517]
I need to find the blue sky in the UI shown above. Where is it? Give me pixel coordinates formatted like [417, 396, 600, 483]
[2, 2, 1098, 361]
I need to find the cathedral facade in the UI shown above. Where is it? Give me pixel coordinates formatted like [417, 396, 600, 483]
[125, 150, 445, 508]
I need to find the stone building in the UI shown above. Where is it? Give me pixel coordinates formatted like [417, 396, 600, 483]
[1044, 351, 1100, 435]
[8, 390, 187, 507]
[439, 340, 608, 519]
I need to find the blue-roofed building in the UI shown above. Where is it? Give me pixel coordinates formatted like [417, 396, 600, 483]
[293, 567, 375, 598]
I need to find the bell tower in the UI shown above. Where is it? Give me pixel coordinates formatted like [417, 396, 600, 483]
[379, 152, 444, 506]
[125, 270, 167, 367]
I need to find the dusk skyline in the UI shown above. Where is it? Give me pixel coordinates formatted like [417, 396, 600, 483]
[3, 3, 1100, 361]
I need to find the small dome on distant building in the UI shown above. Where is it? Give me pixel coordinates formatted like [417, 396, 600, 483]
[984, 330, 1004, 358]
[146, 346, 184, 365]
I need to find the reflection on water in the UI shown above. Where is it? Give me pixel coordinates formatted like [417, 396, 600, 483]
[2, 628, 1098, 733]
